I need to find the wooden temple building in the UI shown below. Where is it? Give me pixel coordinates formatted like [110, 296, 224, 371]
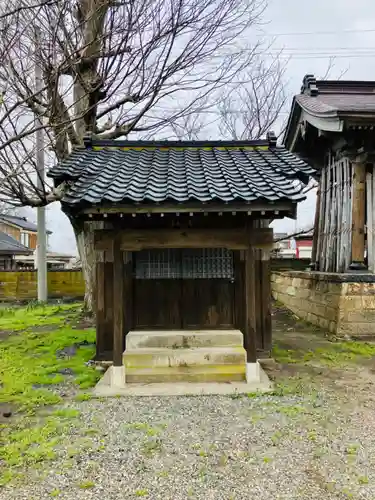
[49, 135, 314, 387]
[275, 75, 375, 339]
[285, 75, 375, 273]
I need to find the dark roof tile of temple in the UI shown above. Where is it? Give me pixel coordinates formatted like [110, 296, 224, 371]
[49, 136, 315, 206]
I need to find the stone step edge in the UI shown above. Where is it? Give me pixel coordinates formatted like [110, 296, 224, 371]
[124, 346, 246, 354]
[125, 364, 246, 374]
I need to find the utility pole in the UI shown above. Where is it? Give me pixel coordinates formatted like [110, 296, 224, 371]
[35, 27, 47, 302]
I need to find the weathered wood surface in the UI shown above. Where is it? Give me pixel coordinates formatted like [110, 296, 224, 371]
[310, 186, 320, 269]
[260, 249, 272, 355]
[94, 228, 273, 251]
[133, 278, 234, 330]
[112, 237, 124, 366]
[349, 159, 366, 269]
[96, 262, 114, 359]
[84, 201, 296, 215]
[244, 248, 257, 363]
[314, 157, 354, 273]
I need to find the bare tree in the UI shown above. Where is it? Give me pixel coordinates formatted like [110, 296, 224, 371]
[0, 0, 270, 310]
[217, 56, 287, 140]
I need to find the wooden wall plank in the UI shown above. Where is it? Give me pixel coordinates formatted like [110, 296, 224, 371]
[233, 251, 244, 332]
[349, 159, 367, 269]
[94, 228, 273, 251]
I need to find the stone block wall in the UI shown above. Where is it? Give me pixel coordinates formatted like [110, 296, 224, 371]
[271, 271, 375, 338]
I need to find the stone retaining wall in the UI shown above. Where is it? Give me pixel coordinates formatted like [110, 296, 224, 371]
[271, 271, 375, 338]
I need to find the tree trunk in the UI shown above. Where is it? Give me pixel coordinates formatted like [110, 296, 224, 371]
[73, 219, 103, 313]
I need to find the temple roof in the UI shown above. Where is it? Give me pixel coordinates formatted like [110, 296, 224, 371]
[284, 75, 375, 149]
[49, 136, 315, 208]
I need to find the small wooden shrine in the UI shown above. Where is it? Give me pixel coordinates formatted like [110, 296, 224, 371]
[285, 75, 375, 273]
[49, 135, 313, 383]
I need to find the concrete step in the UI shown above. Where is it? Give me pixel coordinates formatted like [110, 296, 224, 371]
[125, 365, 246, 384]
[126, 330, 243, 349]
[124, 346, 246, 369]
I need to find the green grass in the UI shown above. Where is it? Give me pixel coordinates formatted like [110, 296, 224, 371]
[0, 302, 100, 485]
[78, 480, 95, 489]
[0, 302, 80, 331]
[273, 340, 375, 367]
[135, 489, 149, 497]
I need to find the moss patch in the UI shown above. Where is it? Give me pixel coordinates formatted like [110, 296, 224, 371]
[0, 302, 99, 485]
[273, 339, 375, 368]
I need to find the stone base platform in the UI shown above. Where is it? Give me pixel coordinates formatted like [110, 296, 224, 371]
[272, 270, 375, 338]
[93, 329, 271, 396]
[93, 364, 272, 397]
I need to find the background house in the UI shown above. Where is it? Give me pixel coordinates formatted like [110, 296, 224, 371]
[0, 215, 42, 250]
[0, 214, 75, 270]
[273, 231, 313, 260]
[0, 231, 32, 270]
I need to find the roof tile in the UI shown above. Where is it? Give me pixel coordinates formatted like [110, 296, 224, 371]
[49, 141, 315, 206]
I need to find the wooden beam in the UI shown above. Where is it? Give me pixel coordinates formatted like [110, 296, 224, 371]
[349, 159, 367, 271]
[94, 228, 273, 251]
[83, 202, 296, 215]
[112, 235, 124, 366]
[244, 248, 257, 363]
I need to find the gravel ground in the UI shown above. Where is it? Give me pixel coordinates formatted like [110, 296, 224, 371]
[2, 377, 375, 500]
[3, 306, 375, 499]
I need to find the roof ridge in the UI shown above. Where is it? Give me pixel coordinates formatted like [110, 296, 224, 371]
[82, 137, 275, 149]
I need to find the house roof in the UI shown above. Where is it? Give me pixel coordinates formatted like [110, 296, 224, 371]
[0, 231, 33, 255]
[0, 215, 52, 234]
[284, 75, 375, 148]
[48, 136, 315, 208]
[0, 215, 38, 231]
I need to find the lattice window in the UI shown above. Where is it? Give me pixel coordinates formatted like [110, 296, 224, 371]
[134, 248, 234, 279]
[135, 249, 180, 279]
[182, 248, 233, 279]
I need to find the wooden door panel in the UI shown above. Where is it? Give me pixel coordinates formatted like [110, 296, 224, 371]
[182, 279, 234, 329]
[133, 279, 181, 329]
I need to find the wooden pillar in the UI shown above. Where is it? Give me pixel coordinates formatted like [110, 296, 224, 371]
[260, 249, 272, 357]
[123, 251, 133, 352]
[349, 158, 367, 271]
[112, 235, 124, 366]
[96, 256, 106, 360]
[310, 184, 321, 270]
[244, 247, 257, 363]
[234, 251, 245, 332]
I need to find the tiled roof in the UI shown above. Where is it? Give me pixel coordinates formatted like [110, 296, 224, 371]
[49, 139, 315, 206]
[295, 75, 375, 117]
[0, 231, 32, 255]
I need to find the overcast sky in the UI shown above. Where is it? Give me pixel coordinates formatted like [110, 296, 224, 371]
[44, 0, 375, 254]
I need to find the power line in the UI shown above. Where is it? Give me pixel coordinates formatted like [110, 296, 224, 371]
[261, 28, 375, 37]
[269, 47, 375, 52]
[266, 53, 375, 59]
